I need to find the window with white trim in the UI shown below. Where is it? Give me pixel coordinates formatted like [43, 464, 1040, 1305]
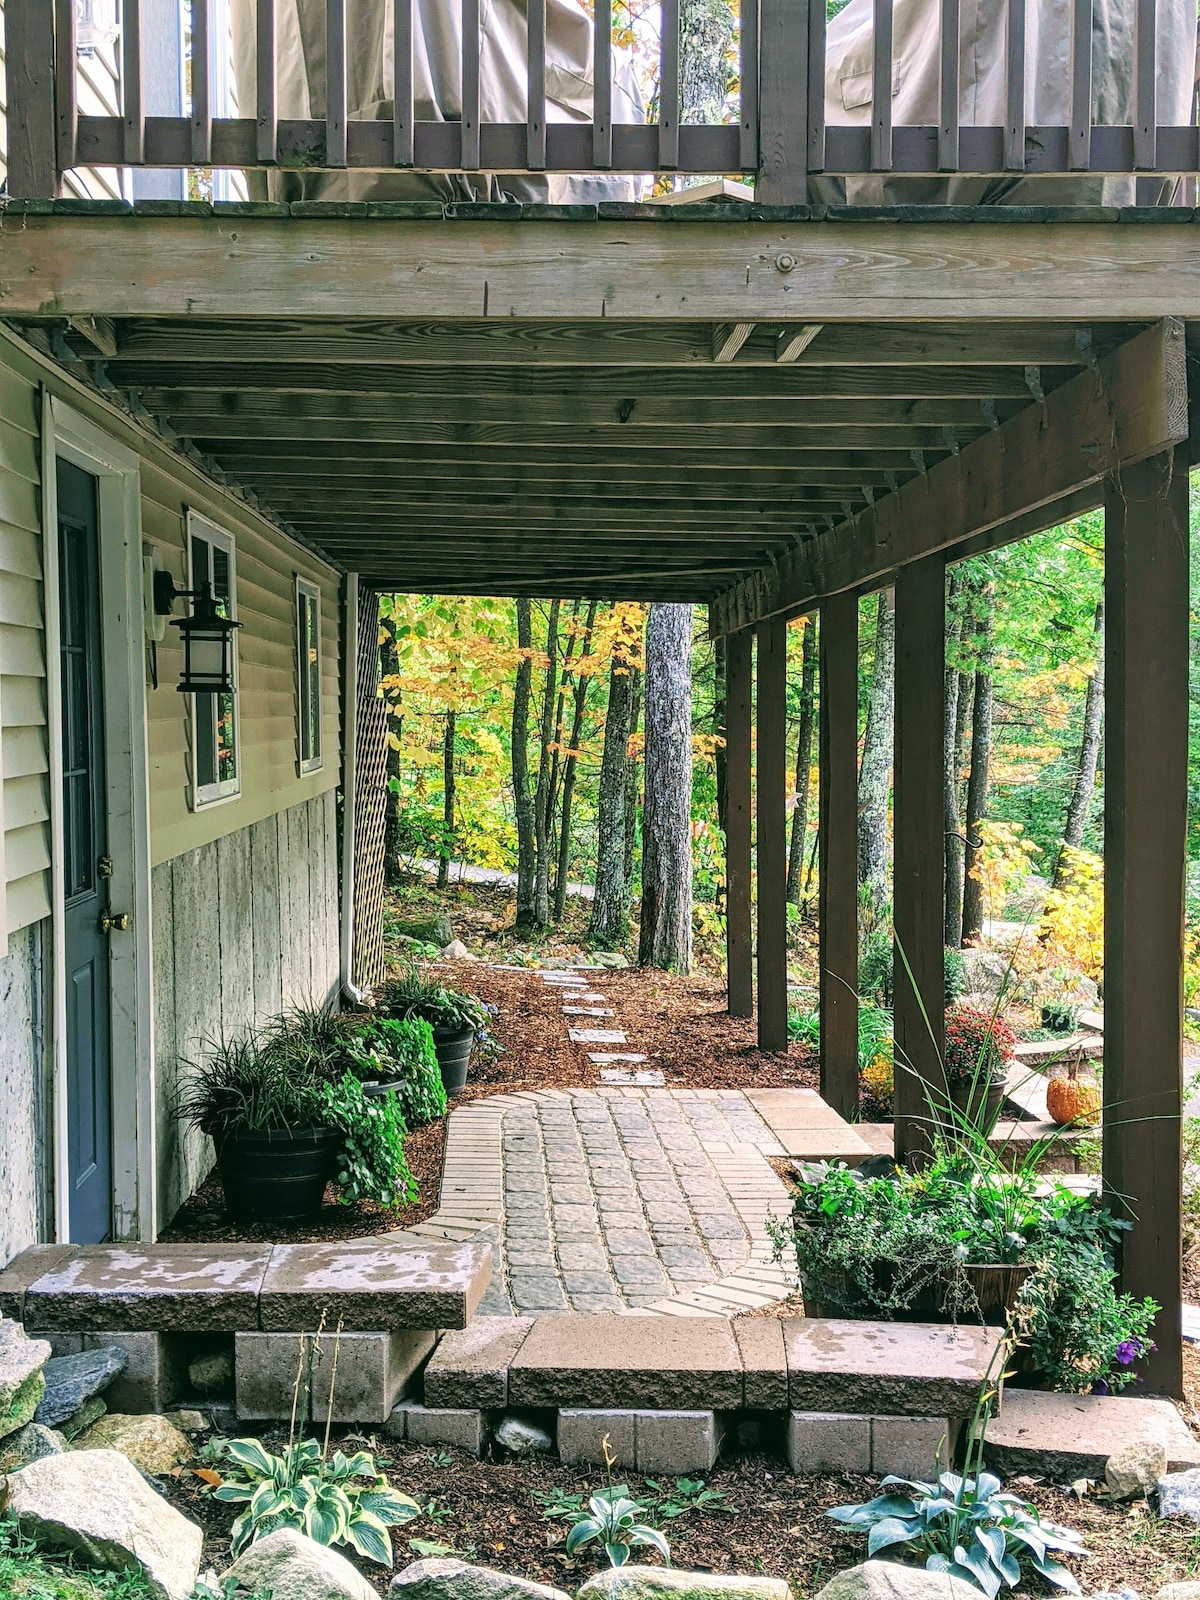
[296, 577, 322, 773]
[188, 511, 240, 806]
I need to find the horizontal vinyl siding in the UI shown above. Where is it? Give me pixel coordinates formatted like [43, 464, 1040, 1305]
[0, 356, 48, 935]
[142, 460, 342, 867]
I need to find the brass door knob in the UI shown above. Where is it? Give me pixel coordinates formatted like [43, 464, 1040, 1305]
[99, 911, 131, 933]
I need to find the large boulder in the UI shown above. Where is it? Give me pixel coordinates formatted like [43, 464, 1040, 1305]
[0, 1318, 50, 1439]
[34, 1345, 127, 1428]
[578, 1569, 792, 1600]
[1106, 1438, 1167, 1500]
[391, 1557, 571, 1600]
[397, 915, 455, 948]
[75, 1413, 192, 1475]
[221, 1527, 378, 1600]
[6, 1447, 203, 1600]
[0, 1419, 67, 1472]
[812, 1564, 979, 1600]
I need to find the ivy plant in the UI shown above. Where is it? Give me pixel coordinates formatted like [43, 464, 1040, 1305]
[318, 1072, 417, 1207]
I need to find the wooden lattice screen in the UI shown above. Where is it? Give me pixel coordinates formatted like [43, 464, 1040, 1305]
[351, 585, 388, 992]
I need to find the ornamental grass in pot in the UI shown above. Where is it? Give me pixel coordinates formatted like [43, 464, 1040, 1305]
[376, 962, 492, 1095]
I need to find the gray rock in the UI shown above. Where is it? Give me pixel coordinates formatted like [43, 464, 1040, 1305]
[34, 1345, 127, 1428]
[60, 1394, 107, 1440]
[6, 1446, 203, 1600]
[440, 939, 478, 961]
[397, 915, 454, 948]
[592, 952, 629, 969]
[221, 1527, 377, 1600]
[0, 1420, 67, 1472]
[579, 1568, 792, 1600]
[75, 1412, 192, 1475]
[391, 1557, 570, 1600]
[1159, 1469, 1200, 1521]
[494, 1413, 553, 1454]
[0, 1317, 50, 1439]
[811, 1565, 976, 1600]
[188, 1349, 234, 1396]
[1086, 1592, 1141, 1600]
[1154, 1588, 1200, 1600]
[161, 1409, 209, 1434]
[1106, 1438, 1168, 1500]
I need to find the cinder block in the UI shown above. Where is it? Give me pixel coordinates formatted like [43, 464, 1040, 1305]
[557, 1408, 637, 1468]
[386, 1400, 486, 1456]
[312, 1330, 437, 1425]
[634, 1410, 720, 1474]
[84, 1331, 188, 1413]
[871, 1415, 955, 1479]
[31, 1332, 83, 1359]
[787, 1411, 872, 1474]
[236, 1332, 314, 1421]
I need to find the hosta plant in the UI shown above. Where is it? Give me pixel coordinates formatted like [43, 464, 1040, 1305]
[564, 1486, 671, 1568]
[827, 1469, 1085, 1597]
[213, 1435, 421, 1565]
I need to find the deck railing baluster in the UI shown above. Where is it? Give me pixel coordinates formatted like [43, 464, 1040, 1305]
[462, 0, 481, 171]
[871, 0, 893, 169]
[527, 0, 546, 170]
[807, 0, 826, 173]
[1004, 0, 1026, 170]
[739, 0, 759, 176]
[256, 0, 277, 162]
[1134, 0, 1157, 170]
[593, 0, 613, 168]
[122, 0, 144, 164]
[659, 0, 681, 169]
[7, 0, 58, 195]
[759, 0, 808, 202]
[1068, 0, 1092, 169]
[394, 0, 415, 165]
[191, 0, 212, 166]
[326, 0, 347, 166]
[54, 0, 78, 176]
[938, 0, 960, 171]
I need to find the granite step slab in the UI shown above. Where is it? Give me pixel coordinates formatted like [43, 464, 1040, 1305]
[23, 1247, 274, 1331]
[259, 1240, 493, 1331]
[508, 1314, 744, 1409]
[985, 1388, 1200, 1479]
[782, 1318, 1001, 1417]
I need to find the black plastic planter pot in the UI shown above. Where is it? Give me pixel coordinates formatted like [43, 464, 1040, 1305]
[433, 1024, 474, 1095]
[214, 1125, 341, 1223]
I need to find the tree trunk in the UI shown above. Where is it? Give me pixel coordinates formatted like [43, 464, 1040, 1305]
[512, 599, 537, 930]
[679, 0, 735, 124]
[553, 601, 598, 921]
[787, 616, 818, 904]
[545, 600, 580, 861]
[590, 660, 634, 947]
[961, 581, 996, 943]
[639, 604, 694, 971]
[532, 600, 561, 930]
[1052, 600, 1105, 891]
[943, 570, 966, 947]
[713, 633, 728, 835]
[379, 610, 404, 881]
[437, 708, 456, 889]
[857, 590, 895, 913]
[623, 666, 643, 894]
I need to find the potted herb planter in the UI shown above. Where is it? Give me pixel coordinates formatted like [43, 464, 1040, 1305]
[214, 1125, 340, 1223]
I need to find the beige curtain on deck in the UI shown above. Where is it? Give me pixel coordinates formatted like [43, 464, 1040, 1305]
[813, 0, 1197, 204]
[231, 0, 647, 202]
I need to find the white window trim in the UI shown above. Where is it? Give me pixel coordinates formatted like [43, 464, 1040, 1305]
[295, 575, 323, 776]
[186, 508, 242, 810]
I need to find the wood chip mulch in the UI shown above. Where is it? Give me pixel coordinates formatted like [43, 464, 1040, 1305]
[160, 960, 816, 1244]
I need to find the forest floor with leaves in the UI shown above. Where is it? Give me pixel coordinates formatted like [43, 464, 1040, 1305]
[162, 876, 816, 1243]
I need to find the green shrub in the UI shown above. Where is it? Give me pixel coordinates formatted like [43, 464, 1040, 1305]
[341, 1017, 447, 1127]
[943, 945, 967, 1003]
[1040, 1001, 1080, 1035]
[859, 934, 967, 1008]
[318, 1073, 417, 1208]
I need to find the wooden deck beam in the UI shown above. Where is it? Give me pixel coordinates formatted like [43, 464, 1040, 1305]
[709, 320, 1188, 634]
[819, 593, 860, 1120]
[4, 215, 1200, 323]
[756, 617, 790, 1053]
[724, 631, 754, 1019]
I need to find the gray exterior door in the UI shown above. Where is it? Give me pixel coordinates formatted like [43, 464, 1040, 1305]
[57, 458, 113, 1244]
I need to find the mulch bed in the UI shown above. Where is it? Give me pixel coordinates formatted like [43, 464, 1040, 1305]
[161, 939, 817, 1243]
[168, 1427, 1200, 1598]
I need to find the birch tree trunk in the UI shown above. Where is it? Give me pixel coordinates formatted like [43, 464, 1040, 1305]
[638, 604, 694, 972]
[961, 582, 996, 943]
[437, 708, 456, 889]
[1052, 600, 1105, 890]
[512, 598, 537, 930]
[532, 600, 561, 930]
[590, 660, 634, 946]
[786, 617, 818, 904]
[858, 591, 895, 914]
[943, 571, 966, 947]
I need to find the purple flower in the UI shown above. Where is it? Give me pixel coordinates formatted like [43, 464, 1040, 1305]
[1091, 1379, 1110, 1395]
[1115, 1339, 1143, 1367]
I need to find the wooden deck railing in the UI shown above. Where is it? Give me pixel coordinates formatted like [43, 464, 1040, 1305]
[4, 0, 1199, 201]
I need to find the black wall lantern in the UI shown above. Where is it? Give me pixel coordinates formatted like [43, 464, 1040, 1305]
[152, 570, 242, 696]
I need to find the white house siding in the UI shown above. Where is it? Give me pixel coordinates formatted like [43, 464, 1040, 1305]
[0, 922, 47, 1264]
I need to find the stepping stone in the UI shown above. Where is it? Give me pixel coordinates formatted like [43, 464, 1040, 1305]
[984, 1388, 1200, 1479]
[589, 1053, 649, 1064]
[600, 1069, 666, 1087]
[575, 993, 608, 1003]
[562, 1006, 615, 1017]
[1183, 1303, 1200, 1343]
[542, 975, 588, 988]
[509, 1313, 743, 1408]
[569, 1028, 627, 1044]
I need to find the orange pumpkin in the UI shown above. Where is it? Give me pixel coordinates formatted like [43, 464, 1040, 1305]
[1045, 1049, 1102, 1127]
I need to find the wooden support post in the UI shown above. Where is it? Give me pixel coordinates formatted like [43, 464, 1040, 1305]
[725, 630, 754, 1019]
[893, 563, 947, 1162]
[756, 616, 789, 1051]
[1104, 445, 1188, 1399]
[6, 0, 59, 197]
[819, 595, 859, 1118]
